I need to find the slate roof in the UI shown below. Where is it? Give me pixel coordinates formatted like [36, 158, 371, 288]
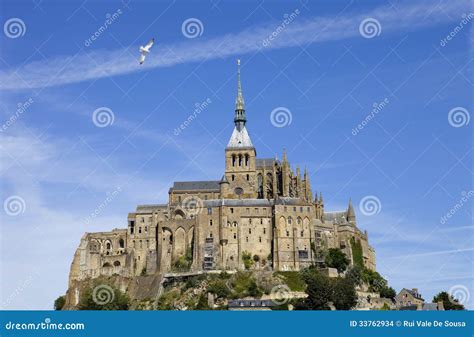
[324, 211, 347, 222]
[136, 204, 167, 212]
[403, 288, 424, 301]
[228, 299, 275, 308]
[421, 303, 439, 311]
[256, 158, 277, 168]
[171, 181, 221, 191]
[227, 126, 253, 148]
[399, 305, 418, 311]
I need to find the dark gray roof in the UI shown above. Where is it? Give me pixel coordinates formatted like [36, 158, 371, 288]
[324, 211, 347, 221]
[403, 288, 424, 301]
[136, 204, 168, 212]
[256, 158, 277, 168]
[399, 305, 418, 311]
[172, 181, 220, 191]
[228, 299, 275, 308]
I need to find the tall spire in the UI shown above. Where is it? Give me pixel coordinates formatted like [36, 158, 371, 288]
[234, 59, 246, 130]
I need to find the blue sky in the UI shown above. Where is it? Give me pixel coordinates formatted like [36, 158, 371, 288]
[0, 0, 472, 309]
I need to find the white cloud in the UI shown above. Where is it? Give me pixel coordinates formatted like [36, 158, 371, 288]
[0, 1, 468, 90]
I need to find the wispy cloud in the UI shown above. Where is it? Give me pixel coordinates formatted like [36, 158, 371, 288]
[0, 1, 468, 90]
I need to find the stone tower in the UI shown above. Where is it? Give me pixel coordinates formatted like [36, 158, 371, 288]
[224, 59, 257, 199]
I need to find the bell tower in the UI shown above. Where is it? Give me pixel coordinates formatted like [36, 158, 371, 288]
[224, 59, 257, 199]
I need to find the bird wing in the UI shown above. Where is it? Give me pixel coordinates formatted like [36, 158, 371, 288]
[143, 38, 154, 51]
[139, 53, 146, 64]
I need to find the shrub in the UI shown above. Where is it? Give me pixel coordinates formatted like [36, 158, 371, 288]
[325, 248, 349, 273]
[207, 280, 231, 299]
[54, 295, 66, 310]
[242, 251, 254, 270]
[275, 271, 306, 292]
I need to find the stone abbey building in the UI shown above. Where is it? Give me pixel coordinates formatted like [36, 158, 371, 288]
[68, 61, 376, 285]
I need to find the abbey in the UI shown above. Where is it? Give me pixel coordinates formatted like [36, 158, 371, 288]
[68, 61, 376, 284]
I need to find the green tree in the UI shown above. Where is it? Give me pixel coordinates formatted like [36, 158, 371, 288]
[325, 248, 349, 273]
[54, 295, 66, 310]
[78, 282, 130, 310]
[331, 277, 357, 310]
[195, 294, 211, 310]
[295, 268, 333, 310]
[379, 286, 396, 300]
[242, 251, 254, 270]
[433, 291, 465, 310]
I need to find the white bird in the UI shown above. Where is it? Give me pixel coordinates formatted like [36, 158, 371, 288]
[139, 38, 154, 65]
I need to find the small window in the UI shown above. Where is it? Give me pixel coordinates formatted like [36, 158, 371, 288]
[286, 230, 290, 237]
[307, 207, 310, 212]
[287, 244, 290, 249]
[263, 228, 266, 234]
[178, 196, 181, 202]
[231, 174, 235, 181]
[145, 226, 148, 233]
[230, 208, 234, 214]
[210, 233, 213, 238]
[138, 227, 142, 234]
[300, 207, 303, 212]
[233, 233, 237, 239]
[210, 219, 213, 226]
[246, 237, 249, 242]
[249, 228, 251, 234]
[208, 207, 212, 215]
[246, 174, 249, 180]
[259, 237, 262, 243]
[293, 207, 297, 212]
[139, 240, 142, 248]
[300, 230, 304, 237]
[205, 195, 208, 200]
[260, 219, 263, 225]
[246, 208, 250, 214]
[249, 218, 252, 224]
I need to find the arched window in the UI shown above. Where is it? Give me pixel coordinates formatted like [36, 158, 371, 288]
[113, 261, 121, 267]
[257, 174, 263, 199]
[238, 154, 242, 166]
[288, 217, 293, 224]
[245, 154, 249, 166]
[266, 172, 273, 198]
[119, 239, 125, 248]
[232, 154, 236, 166]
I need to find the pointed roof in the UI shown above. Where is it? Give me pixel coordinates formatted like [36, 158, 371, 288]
[347, 198, 356, 221]
[219, 175, 229, 184]
[227, 125, 253, 148]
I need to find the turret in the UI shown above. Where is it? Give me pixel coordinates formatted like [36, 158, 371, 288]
[347, 198, 356, 224]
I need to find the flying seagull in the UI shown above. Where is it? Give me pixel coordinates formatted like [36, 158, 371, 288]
[139, 38, 154, 65]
